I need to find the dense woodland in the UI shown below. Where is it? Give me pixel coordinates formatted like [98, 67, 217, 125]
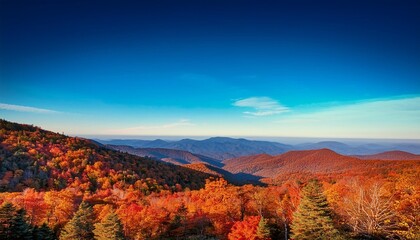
[0, 119, 419, 239]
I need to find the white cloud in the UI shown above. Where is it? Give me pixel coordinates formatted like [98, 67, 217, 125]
[0, 103, 58, 114]
[233, 97, 289, 116]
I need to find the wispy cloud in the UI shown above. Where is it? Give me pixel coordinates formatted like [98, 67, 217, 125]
[273, 96, 420, 138]
[233, 97, 289, 116]
[0, 103, 59, 114]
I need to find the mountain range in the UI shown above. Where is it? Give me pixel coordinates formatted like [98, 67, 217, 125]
[1, 119, 419, 188]
[97, 138, 420, 160]
[99, 137, 293, 160]
[107, 143, 420, 184]
[354, 150, 420, 160]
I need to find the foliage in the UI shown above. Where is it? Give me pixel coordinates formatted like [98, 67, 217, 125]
[290, 179, 343, 240]
[33, 223, 56, 240]
[228, 216, 263, 240]
[93, 209, 125, 240]
[0, 119, 213, 193]
[59, 202, 95, 240]
[0, 202, 33, 239]
[0, 119, 419, 240]
[344, 182, 398, 239]
[256, 217, 271, 239]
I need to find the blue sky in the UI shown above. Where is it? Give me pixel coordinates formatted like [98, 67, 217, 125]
[1, 0, 419, 139]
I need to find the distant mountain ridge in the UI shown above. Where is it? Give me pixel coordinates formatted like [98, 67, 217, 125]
[98, 137, 294, 160]
[354, 150, 420, 160]
[294, 141, 420, 155]
[97, 138, 420, 159]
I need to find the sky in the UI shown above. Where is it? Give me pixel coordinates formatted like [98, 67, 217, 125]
[0, 0, 419, 139]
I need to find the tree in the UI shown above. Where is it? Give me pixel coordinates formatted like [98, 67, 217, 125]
[93, 209, 125, 240]
[60, 202, 94, 240]
[10, 208, 33, 240]
[290, 179, 343, 240]
[256, 217, 271, 239]
[0, 202, 16, 238]
[0, 203, 32, 240]
[344, 182, 397, 238]
[33, 223, 56, 240]
[277, 193, 294, 240]
[229, 216, 271, 240]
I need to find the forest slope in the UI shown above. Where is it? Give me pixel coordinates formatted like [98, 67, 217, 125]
[223, 149, 420, 179]
[0, 119, 214, 192]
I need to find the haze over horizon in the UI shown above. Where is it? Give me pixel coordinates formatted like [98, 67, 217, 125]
[1, 0, 420, 139]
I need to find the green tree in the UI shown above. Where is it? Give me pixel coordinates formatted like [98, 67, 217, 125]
[256, 217, 271, 239]
[0, 203, 32, 240]
[290, 179, 343, 240]
[93, 209, 125, 240]
[0, 202, 16, 238]
[10, 208, 33, 240]
[33, 223, 56, 240]
[60, 202, 94, 240]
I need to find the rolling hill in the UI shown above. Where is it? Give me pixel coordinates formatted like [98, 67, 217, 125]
[223, 149, 420, 179]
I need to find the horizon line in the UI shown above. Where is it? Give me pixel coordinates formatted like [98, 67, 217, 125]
[76, 134, 420, 142]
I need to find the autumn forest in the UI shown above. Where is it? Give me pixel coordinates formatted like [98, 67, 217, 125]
[0, 119, 418, 240]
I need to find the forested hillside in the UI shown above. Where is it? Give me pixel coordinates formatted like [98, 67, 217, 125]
[223, 149, 420, 179]
[0, 119, 213, 193]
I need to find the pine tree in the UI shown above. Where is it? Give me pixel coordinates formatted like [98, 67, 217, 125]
[9, 208, 33, 240]
[60, 201, 95, 240]
[256, 217, 271, 239]
[0, 202, 33, 240]
[0, 202, 16, 238]
[290, 179, 343, 240]
[93, 210, 125, 240]
[33, 223, 56, 240]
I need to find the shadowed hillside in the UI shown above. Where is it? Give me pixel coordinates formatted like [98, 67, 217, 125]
[107, 145, 223, 167]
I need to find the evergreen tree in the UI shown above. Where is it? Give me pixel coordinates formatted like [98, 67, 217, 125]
[60, 201, 94, 240]
[93, 210, 125, 240]
[0, 202, 16, 238]
[10, 208, 33, 240]
[0, 202, 33, 240]
[256, 217, 271, 239]
[33, 223, 56, 240]
[290, 179, 343, 240]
